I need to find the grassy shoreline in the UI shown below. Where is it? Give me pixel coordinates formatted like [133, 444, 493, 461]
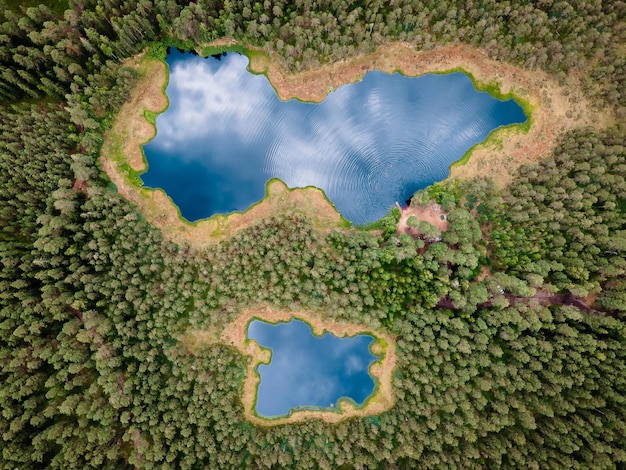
[244, 314, 389, 423]
[208, 305, 397, 426]
[429, 67, 534, 170]
[122, 43, 532, 227]
[102, 40, 604, 247]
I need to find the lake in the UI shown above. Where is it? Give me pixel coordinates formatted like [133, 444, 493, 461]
[141, 50, 527, 224]
[247, 318, 378, 418]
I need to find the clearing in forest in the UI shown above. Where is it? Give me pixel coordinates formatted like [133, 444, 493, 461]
[397, 201, 449, 237]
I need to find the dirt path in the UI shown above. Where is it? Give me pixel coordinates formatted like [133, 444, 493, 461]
[437, 290, 610, 318]
[529, 291, 609, 317]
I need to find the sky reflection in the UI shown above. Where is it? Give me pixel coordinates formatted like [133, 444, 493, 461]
[142, 50, 527, 223]
[247, 318, 377, 418]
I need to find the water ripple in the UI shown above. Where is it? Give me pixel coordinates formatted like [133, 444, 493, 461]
[141, 50, 527, 224]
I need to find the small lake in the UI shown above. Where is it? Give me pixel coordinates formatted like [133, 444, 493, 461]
[247, 318, 378, 418]
[141, 50, 527, 224]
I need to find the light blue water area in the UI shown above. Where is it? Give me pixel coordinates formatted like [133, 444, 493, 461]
[247, 318, 378, 418]
[141, 49, 527, 224]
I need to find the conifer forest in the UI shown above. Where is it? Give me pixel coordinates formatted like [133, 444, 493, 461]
[0, 0, 625, 468]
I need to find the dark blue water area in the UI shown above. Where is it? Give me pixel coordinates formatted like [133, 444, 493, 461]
[141, 50, 527, 224]
[247, 318, 378, 418]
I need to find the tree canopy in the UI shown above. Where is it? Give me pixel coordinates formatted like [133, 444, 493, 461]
[1, 1, 625, 468]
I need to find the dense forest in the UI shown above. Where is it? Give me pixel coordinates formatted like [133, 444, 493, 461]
[1, 0, 625, 468]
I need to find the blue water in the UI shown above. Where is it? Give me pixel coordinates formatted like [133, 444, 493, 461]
[142, 50, 527, 224]
[247, 318, 378, 418]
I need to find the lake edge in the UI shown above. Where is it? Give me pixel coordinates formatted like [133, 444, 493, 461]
[140, 50, 528, 224]
[100, 40, 603, 249]
[247, 317, 381, 418]
[215, 305, 397, 426]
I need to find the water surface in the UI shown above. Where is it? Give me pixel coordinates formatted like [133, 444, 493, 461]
[142, 50, 527, 224]
[247, 318, 378, 418]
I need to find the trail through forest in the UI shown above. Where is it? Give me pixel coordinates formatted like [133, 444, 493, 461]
[437, 290, 610, 318]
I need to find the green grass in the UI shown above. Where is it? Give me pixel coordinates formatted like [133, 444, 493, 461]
[103, 127, 145, 190]
[434, 68, 535, 170]
[437, 67, 535, 133]
[143, 109, 159, 126]
[119, 163, 143, 188]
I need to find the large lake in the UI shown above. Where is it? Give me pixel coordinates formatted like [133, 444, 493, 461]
[247, 318, 378, 418]
[142, 50, 527, 224]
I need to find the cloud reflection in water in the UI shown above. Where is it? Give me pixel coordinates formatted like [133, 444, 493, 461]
[142, 50, 527, 223]
[247, 318, 377, 418]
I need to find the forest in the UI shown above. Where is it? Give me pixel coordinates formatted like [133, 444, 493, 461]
[0, 0, 624, 468]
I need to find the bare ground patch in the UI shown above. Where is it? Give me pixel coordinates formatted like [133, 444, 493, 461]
[397, 201, 449, 237]
[185, 304, 397, 426]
